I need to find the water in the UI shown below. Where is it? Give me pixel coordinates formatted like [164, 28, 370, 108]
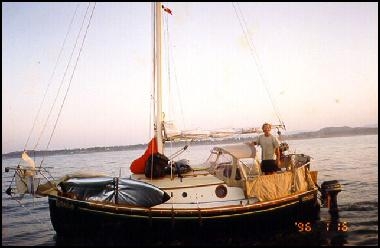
[2, 135, 378, 246]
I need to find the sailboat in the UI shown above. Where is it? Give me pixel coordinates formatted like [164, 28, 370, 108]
[5, 2, 342, 240]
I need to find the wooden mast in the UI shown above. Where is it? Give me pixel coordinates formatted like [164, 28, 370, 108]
[155, 2, 164, 154]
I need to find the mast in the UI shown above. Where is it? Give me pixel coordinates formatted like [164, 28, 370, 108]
[155, 2, 164, 154]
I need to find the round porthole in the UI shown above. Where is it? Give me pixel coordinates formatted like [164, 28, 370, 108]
[215, 185, 227, 198]
[182, 192, 187, 197]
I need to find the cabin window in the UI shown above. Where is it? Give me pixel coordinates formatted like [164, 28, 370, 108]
[208, 148, 219, 163]
[210, 152, 233, 179]
[217, 154, 233, 169]
[201, 148, 220, 170]
[235, 168, 241, 180]
[222, 165, 241, 180]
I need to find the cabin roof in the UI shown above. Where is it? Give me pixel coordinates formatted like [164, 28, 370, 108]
[214, 143, 256, 159]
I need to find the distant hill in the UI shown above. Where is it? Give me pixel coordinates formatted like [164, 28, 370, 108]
[284, 126, 378, 140]
[2, 126, 377, 159]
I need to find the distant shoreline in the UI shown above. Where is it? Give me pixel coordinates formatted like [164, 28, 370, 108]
[2, 126, 377, 159]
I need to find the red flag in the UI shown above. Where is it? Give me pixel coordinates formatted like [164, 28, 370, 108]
[162, 5, 172, 15]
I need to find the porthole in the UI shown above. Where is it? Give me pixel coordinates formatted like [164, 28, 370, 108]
[182, 192, 187, 197]
[215, 185, 227, 198]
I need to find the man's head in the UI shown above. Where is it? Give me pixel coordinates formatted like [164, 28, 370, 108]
[262, 123, 271, 136]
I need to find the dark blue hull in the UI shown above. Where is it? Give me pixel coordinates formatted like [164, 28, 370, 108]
[48, 189, 320, 240]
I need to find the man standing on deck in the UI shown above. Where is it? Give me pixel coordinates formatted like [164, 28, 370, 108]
[252, 123, 281, 175]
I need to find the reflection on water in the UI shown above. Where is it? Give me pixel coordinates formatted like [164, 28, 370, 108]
[2, 135, 378, 246]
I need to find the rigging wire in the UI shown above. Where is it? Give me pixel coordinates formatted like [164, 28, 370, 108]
[232, 2, 285, 129]
[163, 5, 172, 123]
[163, 3, 173, 155]
[7, 4, 83, 191]
[23, 3, 81, 153]
[162, 3, 192, 157]
[163, 6, 176, 156]
[32, 3, 94, 154]
[45, 3, 97, 152]
[162, 4, 187, 132]
[6, 3, 96, 206]
[39, 3, 97, 167]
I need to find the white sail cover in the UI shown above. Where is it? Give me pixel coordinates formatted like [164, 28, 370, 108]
[163, 121, 260, 141]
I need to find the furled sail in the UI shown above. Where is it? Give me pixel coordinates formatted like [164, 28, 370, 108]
[15, 152, 38, 195]
[130, 137, 158, 174]
[163, 121, 261, 141]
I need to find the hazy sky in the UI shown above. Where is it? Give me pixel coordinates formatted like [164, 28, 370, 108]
[2, 2, 378, 154]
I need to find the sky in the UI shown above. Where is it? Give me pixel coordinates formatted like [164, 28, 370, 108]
[2, 2, 378, 154]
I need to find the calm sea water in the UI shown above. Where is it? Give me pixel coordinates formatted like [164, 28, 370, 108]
[2, 135, 378, 246]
